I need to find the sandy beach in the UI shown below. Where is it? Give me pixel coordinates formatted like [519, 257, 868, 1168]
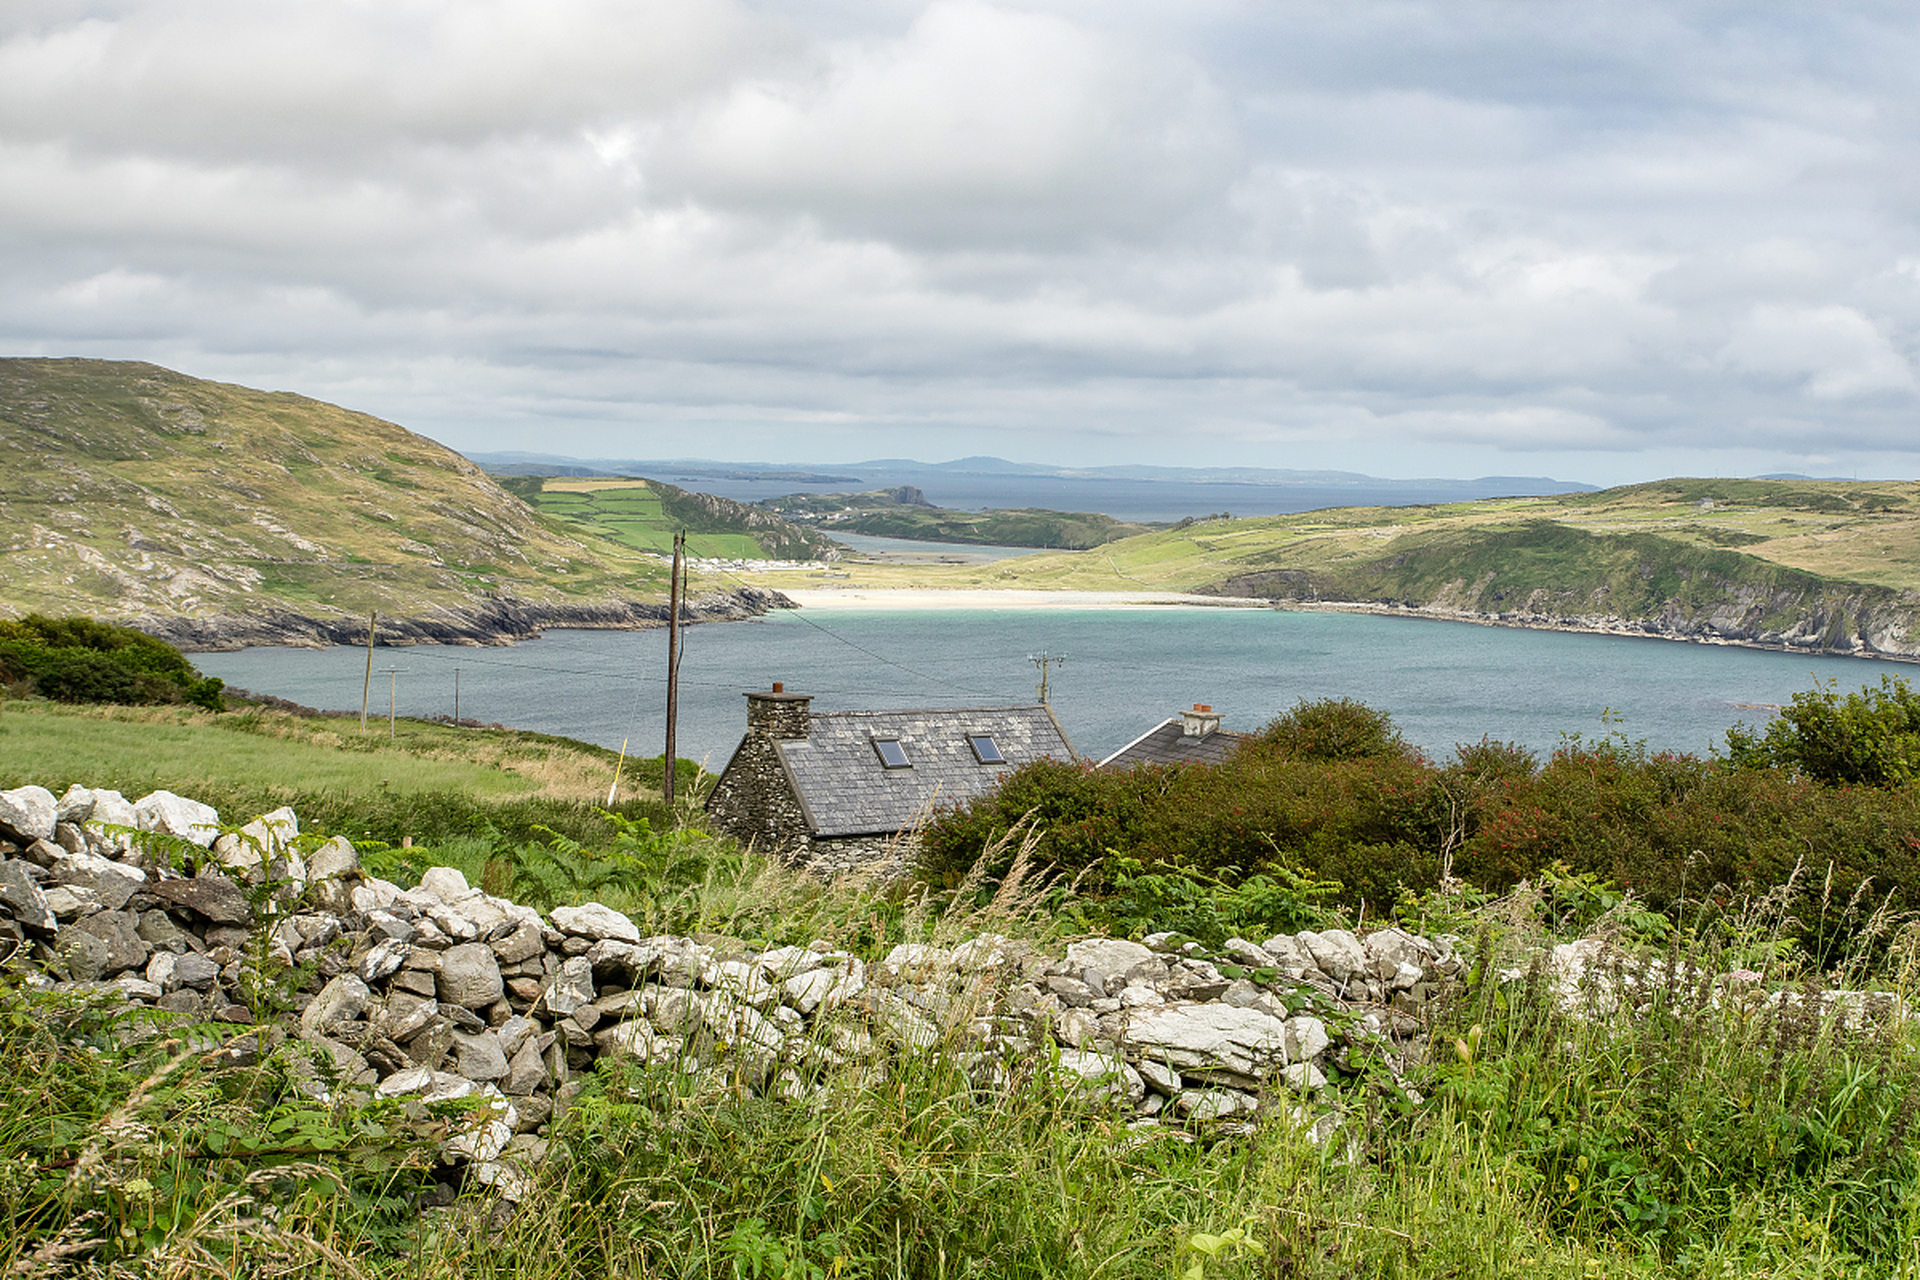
[775, 587, 1269, 610]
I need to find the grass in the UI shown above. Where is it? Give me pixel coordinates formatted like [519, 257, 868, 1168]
[5, 851, 1919, 1278]
[7, 705, 1920, 1277]
[0, 700, 561, 801]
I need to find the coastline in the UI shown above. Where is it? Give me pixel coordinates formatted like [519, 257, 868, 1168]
[774, 585, 1920, 663]
[776, 587, 1268, 610]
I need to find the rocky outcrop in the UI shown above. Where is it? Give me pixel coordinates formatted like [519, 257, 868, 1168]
[127, 587, 794, 652]
[0, 781, 1467, 1203]
[1207, 553, 1920, 662]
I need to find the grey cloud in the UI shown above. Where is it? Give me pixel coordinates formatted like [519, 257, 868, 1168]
[2, 0, 1919, 484]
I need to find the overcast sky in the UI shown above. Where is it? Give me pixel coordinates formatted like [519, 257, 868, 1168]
[4, 1, 1918, 485]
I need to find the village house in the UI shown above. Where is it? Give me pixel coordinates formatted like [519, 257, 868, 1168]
[1098, 703, 1250, 771]
[704, 683, 1077, 874]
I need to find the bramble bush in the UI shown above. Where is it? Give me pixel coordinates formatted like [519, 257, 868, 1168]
[921, 690, 1920, 958]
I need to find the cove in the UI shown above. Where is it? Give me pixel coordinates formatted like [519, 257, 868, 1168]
[191, 606, 1912, 775]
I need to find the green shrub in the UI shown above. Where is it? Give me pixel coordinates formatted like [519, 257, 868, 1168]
[925, 699, 1920, 961]
[1258, 696, 1415, 762]
[0, 614, 224, 710]
[1726, 674, 1920, 786]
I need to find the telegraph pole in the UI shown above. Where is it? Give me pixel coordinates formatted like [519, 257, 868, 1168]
[453, 666, 460, 725]
[383, 666, 407, 740]
[663, 531, 685, 805]
[360, 611, 377, 732]
[1028, 652, 1065, 704]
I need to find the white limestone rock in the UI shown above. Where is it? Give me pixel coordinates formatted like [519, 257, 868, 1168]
[1119, 1002, 1298, 1089]
[1054, 1050, 1146, 1108]
[437, 942, 504, 1009]
[54, 785, 96, 826]
[307, 835, 359, 882]
[1064, 938, 1154, 985]
[301, 974, 371, 1039]
[49, 853, 147, 911]
[783, 960, 866, 1016]
[133, 790, 220, 848]
[82, 790, 137, 855]
[550, 901, 641, 944]
[1295, 929, 1369, 985]
[0, 786, 58, 846]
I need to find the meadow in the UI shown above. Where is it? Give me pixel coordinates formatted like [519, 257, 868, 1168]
[1, 690, 1918, 1278]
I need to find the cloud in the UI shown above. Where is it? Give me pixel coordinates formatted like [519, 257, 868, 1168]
[647, 2, 1239, 245]
[1718, 305, 1917, 399]
[2, 1, 1919, 484]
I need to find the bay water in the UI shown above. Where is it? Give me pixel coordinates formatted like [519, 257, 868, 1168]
[192, 606, 1912, 776]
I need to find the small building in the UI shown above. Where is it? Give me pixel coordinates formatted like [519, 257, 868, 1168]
[1098, 703, 1250, 771]
[704, 683, 1077, 874]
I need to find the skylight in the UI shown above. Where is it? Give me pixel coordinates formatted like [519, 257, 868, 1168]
[969, 734, 1006, 764]
[873, 738, 911, 769]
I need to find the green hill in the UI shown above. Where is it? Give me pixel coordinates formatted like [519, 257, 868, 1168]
[0, 359, 787, 648]
[761, 479, 1920, 660]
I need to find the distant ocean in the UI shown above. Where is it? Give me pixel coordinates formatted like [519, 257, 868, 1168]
[193, 606, 1905, 775]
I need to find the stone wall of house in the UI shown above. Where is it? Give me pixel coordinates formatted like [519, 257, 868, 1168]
[703, 734, 809, 857]
[705, 687, 815, 858]
[804, 832, 914, 878]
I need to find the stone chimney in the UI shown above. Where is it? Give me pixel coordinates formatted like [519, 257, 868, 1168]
[1180, 703, 1221, 738]
[746, 681, 813, 740]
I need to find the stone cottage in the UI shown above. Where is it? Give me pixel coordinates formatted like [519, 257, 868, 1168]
[1098, 703, 1250, 771]
[704, 683, 1077, 874]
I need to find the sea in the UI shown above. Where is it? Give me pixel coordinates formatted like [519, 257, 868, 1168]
[191, 606, 1911, 775]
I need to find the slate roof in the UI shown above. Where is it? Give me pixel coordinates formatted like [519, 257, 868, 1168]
[1098, 718, 1251, 771]
[778, 705, 1076, 837]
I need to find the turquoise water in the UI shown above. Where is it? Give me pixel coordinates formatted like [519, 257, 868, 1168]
[193, 607, 1911, 773]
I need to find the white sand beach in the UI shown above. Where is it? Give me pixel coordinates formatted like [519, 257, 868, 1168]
[775, 587, 1268, 610]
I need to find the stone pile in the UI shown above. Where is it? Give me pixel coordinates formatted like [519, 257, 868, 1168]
[0, 782, 1466, 1197]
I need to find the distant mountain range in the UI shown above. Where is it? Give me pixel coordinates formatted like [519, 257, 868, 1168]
[466, 450, 1597, 494]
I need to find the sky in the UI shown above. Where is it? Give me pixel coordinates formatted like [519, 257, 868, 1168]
[3, 1, 1918, 487]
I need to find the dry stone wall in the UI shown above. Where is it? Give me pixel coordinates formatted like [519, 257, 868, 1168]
[0, 782, 1466, 1200]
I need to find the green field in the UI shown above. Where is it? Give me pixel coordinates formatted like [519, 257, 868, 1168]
[0, 701, 546, 800]
[533, 481, 768, 558]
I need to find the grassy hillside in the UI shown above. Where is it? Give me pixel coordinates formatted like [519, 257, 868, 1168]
[758, 479, 1920, 657]
[0, 358, 658, 615]
[762, 487, 1159, 549]
[509, 475, 839, 560]
[0, 359, 798, 647]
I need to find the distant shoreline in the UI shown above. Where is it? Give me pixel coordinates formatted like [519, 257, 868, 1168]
[777, 588, 1266, 610]
[776, 586, 1920, 663]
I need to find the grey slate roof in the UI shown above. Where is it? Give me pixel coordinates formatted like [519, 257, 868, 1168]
[778, 705, 1075, 837]
[1098, 718, 1251, 771]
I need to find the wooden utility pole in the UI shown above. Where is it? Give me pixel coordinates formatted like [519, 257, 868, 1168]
[453, 666, 460, 725]
[1029, 652, 1065, 704]
[384, 667, 407, 740]
[360, 611, 377, 732]
[663, 531, 685, 805]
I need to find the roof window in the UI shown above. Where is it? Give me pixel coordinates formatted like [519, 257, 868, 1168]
[873, 738, 912, 769]
[968, 734, 1006, 765]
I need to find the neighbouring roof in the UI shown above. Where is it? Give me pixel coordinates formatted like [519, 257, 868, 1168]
[1098, 718, 1251, 771]
[778, 705, 1075, 837]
